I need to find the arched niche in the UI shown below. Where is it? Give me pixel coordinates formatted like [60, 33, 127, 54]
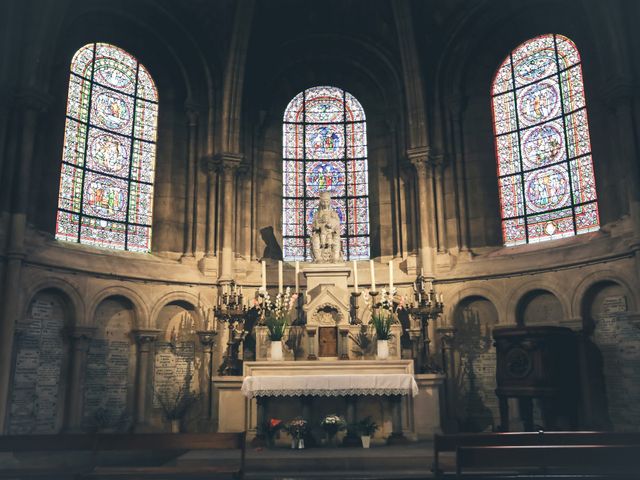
[7, 289, 72, 434]
[451, 296, 499, 432]
[152, 301, 203, 432]
[582, 280, 639, 431]
[82, 295, 135, 432]
[516, 289, 563, 326]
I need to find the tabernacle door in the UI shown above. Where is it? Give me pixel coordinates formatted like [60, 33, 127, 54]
[318, 326, 338, 357]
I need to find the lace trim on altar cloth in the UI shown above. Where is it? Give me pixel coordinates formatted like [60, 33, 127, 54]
[243, 388, 415, 398]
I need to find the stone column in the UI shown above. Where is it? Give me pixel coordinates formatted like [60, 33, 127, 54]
[306, 328, 317, 360]
[63, 326, 95, 432]
[0, 89, 50, 432]
[448, 94, 471, 252]
[387, 395, 408, 444]
[133, 329, 160, 430]
[181, 104, 199, 261]
[433, 156, 447, 253]
[238, 164, 252, 260]
[196, 330, 217, 420]
[217, 153, 242, 281]
[407, 147, 435, 277]
[200, 156, 218, 276]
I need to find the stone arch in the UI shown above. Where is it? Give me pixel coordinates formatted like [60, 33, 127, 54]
[507, 280, 570, 326]
[572, 269, 637, 321]
[514, 289, 565, 327]
[21, 276, 84, 327]
[149, 291, 212, 330]
[445, 284, 504, 326]
[88, 286, 149, 329]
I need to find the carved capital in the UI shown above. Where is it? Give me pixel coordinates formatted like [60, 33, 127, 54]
[407, 146, 433, 175]
[214, 152, 243, 174]
[196, 330, 218, 348]
[133, 329, 162, 349]
[65, 326, 96, 352]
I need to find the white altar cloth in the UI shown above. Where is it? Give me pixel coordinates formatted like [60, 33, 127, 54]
[241, 373, 419, 398]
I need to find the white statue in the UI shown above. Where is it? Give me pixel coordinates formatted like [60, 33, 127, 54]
[310, 191, 343, 263]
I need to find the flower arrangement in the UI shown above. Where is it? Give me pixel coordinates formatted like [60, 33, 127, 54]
[320, 414, 346, 437]
[284, 417, 308, 440]
[263, 418, 283, 446]
[263, 287, 298, 341]
[368, 287, 397, 341]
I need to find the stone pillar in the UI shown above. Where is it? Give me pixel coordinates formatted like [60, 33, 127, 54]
[182, 104, 199, 261]
[0, 89, 50, 433]
[448, 94, 471, 252]
[196, 330, 217, 420]
[306, 328, 317, 360]
[217, 153, 242, 281]
[434, 157, 447, 253]
[407, 147, 435, 277]
[63, 326, 95, 432]
[339, 328, 349, 360]
[238, 164, 252, 260]
[133, 329, 160, 430]
[200, 156, 218, 276]
[387, 395, 408, 444]
[343, 396, 360, 446]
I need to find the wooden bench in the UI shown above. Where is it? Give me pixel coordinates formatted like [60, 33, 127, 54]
[433, 431, 640, 478]
[456, 444, 640, 479]
[0, 432, 246, 479]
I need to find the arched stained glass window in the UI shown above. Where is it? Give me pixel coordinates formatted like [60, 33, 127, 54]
[492, 34, 599, 246]
[282, 86, 370, 260]
[55, 43, 158, 252]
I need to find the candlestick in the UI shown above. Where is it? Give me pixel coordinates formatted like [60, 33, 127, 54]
[389, 259, 394, 293]
[353, 260, 359, 293]
[278, 260, 283, 294]
[261, 260, 267, 292]
[295, 261, 300, 293]
[370, 259, 376, 291]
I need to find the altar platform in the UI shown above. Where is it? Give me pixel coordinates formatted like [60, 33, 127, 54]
[213, 360, 444, 442]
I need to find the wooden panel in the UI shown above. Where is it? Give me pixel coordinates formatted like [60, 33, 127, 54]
[318, 327, 337, 357]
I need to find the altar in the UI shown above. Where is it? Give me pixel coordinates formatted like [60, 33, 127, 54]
[213, 360, 444, 442]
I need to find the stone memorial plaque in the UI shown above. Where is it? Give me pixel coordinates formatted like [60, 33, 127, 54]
[593, 295, 640, 430]
[318, 327, 337, 357]
[83, 303, 132, 430]
[8, 295, 64, 434]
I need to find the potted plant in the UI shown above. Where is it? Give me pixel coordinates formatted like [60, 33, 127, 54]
[284, 417, 308, 449]
[371, 311, 394, 359]
[349, 324, 375, 359]
[263, 288, 298, 360]
[357, 416, 379, 448]
[263, 418, 283, 447]
[320, 414, 346, 446]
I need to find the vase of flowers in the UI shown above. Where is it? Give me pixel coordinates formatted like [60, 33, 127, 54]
[357, 416, 379, 448]
[320, 414, 346, 446]
[263, 288, 298, 361]
[371, 312, 393, 360]
[284, 417, 308, 449]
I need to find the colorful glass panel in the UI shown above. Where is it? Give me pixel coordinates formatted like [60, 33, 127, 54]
[492, 34, 599, 246]
[283, 86, 369, 260]
[56, 43, 158, 252]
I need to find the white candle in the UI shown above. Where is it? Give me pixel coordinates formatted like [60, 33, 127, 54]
[370, 259, 376, 291]
[388, 260, 394, 293]
[295, 261, 300, 293]
[278, 260, 283, 294]
[352, 260, 359, 293]
[261, 260, 267, 292]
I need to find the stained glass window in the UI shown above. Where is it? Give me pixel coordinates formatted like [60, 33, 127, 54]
[492, 34, 599, 246]
[55, 43, 158, 252]
[283, 86, 370, 260]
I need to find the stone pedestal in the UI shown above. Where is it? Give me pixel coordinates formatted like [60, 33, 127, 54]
[413, 373, 445, 439]
[302, 263, 351, 292]
[213, 376, 245, 432]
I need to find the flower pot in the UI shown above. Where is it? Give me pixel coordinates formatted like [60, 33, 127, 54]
[291, 438, 304, 449]
[376, 339, 389, 360]
[270, 341, 283, 360]
[298, 438, 305, 449]
[170, 419, 180, 433]
[361, 435, 371, 448]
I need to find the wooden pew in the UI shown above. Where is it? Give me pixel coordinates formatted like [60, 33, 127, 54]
[0, 432, 246, 479]
[456, 444, 640, 479]
[433, 431, 640, 478]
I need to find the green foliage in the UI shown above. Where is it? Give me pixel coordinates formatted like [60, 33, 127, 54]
[349, 324, 375, 357]
[370, 311, 394, 340]
[356, 416, 379, 436]
[265, 314, 288, 341]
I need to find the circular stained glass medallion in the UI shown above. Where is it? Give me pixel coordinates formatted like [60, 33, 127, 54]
[518, 81, 560, 125]
[94, 91, 132, 131]
[89, 133, 129, 176]
[95, 65, 134, 91]
[524, 165, 570, 212]
[514, 48, 556, 85]
[521, 123, 564, 170]
[305, 162, 345, 196]
[85, 176, 127, 220]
